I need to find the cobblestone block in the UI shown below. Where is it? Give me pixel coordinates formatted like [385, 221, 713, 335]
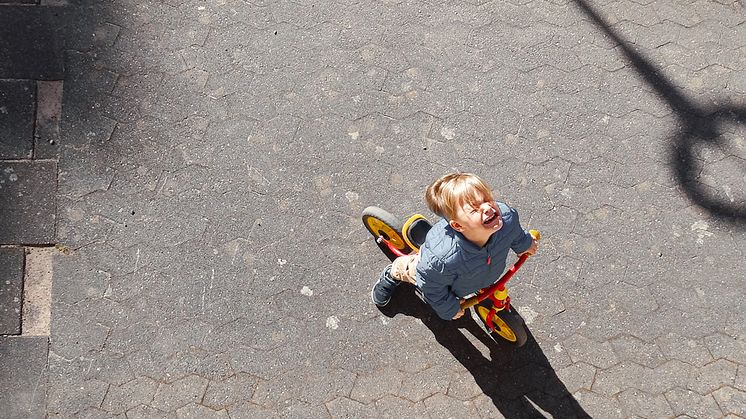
[202, 373, 257, 410]
[0, 79, 35, 160]
[398, 365, 451, 402]
[655, 333, 713, 367]
[325, 397, 377, 418]
[226, 401, 280, 419]
[0, 6, 64, 79]
[609, 335, 667, 368]
[0, 336, 49, 418]
[50, 303, 108, 360]
[704, 333, 746, 365]
[445, 371, 482, 401]
[100, 376, 158, 414]
[563, 334, 619, 369]
[349, 368, 403, 404]
[424, 393, 479, 417]
[0, 247, 24, 334]
[175, 403, 229, 419]
[573, 390, 624, 419]
[711, 386, 746, 417]
[151, 375, 209, 412]
[688, 359, 737, 395]
[555, 363, 596, 394]
[374, 395, 428, 418]
[617, 388, 673, 418]
[592, 362, 652, 396]
[665, 387, 723, 418]
[0, 161, 57, 244]
[122, 404, 174, 419]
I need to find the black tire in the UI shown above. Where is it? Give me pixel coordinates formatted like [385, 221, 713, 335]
[361, 206, 413, 255]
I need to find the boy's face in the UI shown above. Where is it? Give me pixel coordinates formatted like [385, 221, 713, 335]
[449, 197, 503, 244]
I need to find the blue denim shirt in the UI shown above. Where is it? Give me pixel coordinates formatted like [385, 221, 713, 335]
[415, 202, 533, 320]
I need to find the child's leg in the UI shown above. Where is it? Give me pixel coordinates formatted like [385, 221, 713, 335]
[371, 254, 419, 306]
[390, 254, 419, 285]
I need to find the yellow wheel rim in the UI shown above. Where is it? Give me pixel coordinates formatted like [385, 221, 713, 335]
[476, 306, 517, 342]
[365, 217, 407, 250]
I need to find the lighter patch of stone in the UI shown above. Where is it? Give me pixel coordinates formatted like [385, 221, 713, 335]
[22, 248, 54, 336]
[348, 131, 360, 140]
[690, 220, 713, 244]
[345, 191, 359, 203]
[326, 316, 339, 330]
[277, 258, 287, 266]
[301, 286, 313, 296]
[440, 126, 455, 140]
[723, 185, 735, 202]
[518, 306, 538, 325]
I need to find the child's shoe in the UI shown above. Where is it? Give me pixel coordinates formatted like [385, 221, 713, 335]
[371, 265, 399, 307]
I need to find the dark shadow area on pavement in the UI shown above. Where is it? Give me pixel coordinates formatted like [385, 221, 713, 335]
[379, 285, 590, 418]
[572, 0, 746, 226]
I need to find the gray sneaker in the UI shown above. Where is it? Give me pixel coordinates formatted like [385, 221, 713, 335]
[371, 265, 399, 307]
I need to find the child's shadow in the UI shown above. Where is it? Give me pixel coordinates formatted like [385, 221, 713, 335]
[379, 285, 590, 418]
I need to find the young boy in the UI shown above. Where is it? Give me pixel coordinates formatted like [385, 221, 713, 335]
[371, 172, 538, 320]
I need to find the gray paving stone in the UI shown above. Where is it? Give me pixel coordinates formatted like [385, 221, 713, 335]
[49, 302, 109, 359]
[0, 80, 35, 159]
[711, 386, 746, 417]
[0, 161, 57, 244]
[573, 390, 625, 419]
[609, 335, 667, 368]
[617, 388, 674, 418]
[0, 336, 48, 419]
[563, 334, 619, 369]
[374, 395, 428, 418]
[202, 373, 257, 410]
[326, 396, 377, 418]
[122, 404, 175, 419]
[689, 359, 738, 395]
[655, 333, 713, 367]
[226, 400, 281, 419]
[555, 363, 596, 394]
[0, 6, 64, 79]
[665, 388, 723, 418]
[349, 368, 403, 404]
[704, 333, 746, 365]
[175, 403, 229, 419]
[36, 0, 746, 416]
[100, 376, 158, 414]
[151, 375, 209, 412]
[423, 393, 480, 418]
[0, 247, 24, 334]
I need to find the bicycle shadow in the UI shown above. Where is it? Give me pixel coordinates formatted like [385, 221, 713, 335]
[379, 285, 590, 418]
[572, 0, 746, 225]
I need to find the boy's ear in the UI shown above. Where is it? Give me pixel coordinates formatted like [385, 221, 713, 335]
[449, 219, 463, 232]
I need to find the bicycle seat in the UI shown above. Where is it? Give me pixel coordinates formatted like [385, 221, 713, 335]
[402, 214, 432, 252]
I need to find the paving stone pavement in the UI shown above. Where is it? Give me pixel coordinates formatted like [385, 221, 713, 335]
[7, 0, 746, 417]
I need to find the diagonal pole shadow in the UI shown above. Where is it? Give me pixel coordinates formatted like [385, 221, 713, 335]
[572, 0, 746, 225]
[379, 286, 590, 418]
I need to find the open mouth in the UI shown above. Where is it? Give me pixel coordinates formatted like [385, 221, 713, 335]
[483, 212, 497, 225]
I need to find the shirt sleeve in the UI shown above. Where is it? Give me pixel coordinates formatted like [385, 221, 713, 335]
[508, 207, 534, 254]
[417, 255, 461, 320]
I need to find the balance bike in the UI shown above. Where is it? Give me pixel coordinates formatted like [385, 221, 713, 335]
[362, 206, 540, 347]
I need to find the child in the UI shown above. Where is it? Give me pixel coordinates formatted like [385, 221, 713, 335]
[371, 172, 538, 320]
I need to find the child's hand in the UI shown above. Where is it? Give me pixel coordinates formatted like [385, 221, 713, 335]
[520, 239, 539, 256]
[452, 307, 465, 320]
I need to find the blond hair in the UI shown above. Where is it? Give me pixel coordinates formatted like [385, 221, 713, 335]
[425, 173, 494, 220]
